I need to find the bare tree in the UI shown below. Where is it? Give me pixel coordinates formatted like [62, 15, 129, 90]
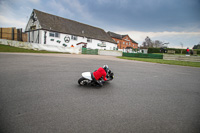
[141, 37, 167, 48]
[142, 36, 169, 48]
[154, 40, 163, 48]
[145, 36, 153, 47]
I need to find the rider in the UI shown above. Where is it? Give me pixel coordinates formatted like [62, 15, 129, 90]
[92, 65, 109, 86]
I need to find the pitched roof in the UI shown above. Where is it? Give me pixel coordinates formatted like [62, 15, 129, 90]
[107, 31, 123, 40]
[33, 9, 116, 44]
[107, 31, 138, 44]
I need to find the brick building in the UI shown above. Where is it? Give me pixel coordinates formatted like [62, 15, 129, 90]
[107, 31, 138, 50]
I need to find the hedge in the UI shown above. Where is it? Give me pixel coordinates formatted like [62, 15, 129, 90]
[193, 49, 200, 54]
[123, 52, 163, 59]
[148, 48, 160, 53]
[148, 47, 200, 54]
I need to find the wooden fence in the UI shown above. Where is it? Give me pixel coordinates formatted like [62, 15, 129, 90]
[163, 54, 200, 62]
[0, 27, 27, 42]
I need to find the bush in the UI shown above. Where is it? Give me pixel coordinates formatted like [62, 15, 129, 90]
[147, 47, 200, 54]
[193, 49, 200, 55]
[166, 48, 186, 54]
[148, 48, 160, 53]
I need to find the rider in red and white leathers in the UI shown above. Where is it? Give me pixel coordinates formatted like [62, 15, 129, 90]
[92, 65, 109, 86]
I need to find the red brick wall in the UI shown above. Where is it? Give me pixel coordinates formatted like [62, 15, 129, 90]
[112, 35, 138, 49]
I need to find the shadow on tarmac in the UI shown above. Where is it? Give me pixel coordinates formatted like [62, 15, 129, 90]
[76, 82, 111, 90]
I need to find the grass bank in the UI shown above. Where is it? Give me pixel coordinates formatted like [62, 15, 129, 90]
[0, 44, 67, 53]
[117, 56, 200, 68]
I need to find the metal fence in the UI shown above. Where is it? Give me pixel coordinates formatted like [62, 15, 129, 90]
[123, 53, 163, 59]
[82, 48, 98, 55]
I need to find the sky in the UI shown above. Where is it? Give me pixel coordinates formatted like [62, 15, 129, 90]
[0, 0, 200, 48]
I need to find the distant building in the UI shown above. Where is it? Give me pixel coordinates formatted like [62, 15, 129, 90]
[25, 9, 117, 50]
[107, 31, 138, 50]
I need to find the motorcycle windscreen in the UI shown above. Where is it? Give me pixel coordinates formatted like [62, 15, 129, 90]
[82, 72, 92, 80]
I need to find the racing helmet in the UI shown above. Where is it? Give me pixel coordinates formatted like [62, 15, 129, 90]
[103, 65, 109, 73]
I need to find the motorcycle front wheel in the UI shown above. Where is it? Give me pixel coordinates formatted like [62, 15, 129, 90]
[78, 77, 90, 86]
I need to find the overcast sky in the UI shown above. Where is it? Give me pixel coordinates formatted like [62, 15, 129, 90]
[0, 0, 200, 48]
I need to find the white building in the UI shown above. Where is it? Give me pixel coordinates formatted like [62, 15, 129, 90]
[25, 9, 117, 50]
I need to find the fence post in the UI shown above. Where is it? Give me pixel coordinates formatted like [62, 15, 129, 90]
[12, 28, 15, 40]
[0, 28, 2, 39]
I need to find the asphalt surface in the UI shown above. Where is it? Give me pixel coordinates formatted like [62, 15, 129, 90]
[0, 53, 200, 133]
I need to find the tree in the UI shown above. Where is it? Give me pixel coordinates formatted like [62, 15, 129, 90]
[193, 42, 200, 49]
[145, 36, 153, 47]
[141, 36, 168, 48]
[141, 36, 153, 48]
[154, 40, 163, 48]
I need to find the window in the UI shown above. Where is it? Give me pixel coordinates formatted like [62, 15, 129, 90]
[71, 35, 77, 40]
[102, 41, 106, 44]
[123, 42, 125, 44]
[55, 32, 59, 37]
[117, 41, 119, 43]
[49, 32, 60, 38]
[87, 38, 92, 43]
[49, 32, 54, 37]
[30, 25, 36, 30]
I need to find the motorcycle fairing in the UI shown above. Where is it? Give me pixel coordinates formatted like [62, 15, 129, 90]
[82, 72, 92, 80]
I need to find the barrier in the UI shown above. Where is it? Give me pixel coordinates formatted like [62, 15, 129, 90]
[82, 48, 98, 55]
[167, 50, 175, 54]
[98, 49, 122, 56]
[123, 53, 163, 59]
[0, 39, 81, 54]
[163, 54, 200, 62]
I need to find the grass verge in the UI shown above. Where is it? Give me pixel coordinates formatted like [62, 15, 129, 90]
[117, 56, 200, 68]
[0, 44, 68, 54]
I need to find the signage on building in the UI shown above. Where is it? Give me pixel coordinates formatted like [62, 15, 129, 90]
[64, 36, 70, 43]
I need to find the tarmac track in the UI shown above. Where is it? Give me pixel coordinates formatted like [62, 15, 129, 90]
[0, 53, 200, 133]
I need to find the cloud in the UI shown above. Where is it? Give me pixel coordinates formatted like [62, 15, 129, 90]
[62, 0, 93, 20]
[29, 0, 40, 4]
[97, 0, 128, 4]
[47, 0, 93, 23]
[48, 0, 73, 18]
[0, 15, 26, 28]
[0, 0, 28, 29]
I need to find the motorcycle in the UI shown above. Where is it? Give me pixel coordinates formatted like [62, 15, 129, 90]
[78, 70, 114, 86]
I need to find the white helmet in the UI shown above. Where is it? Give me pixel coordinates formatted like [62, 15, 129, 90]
[103, 65, 109, 72]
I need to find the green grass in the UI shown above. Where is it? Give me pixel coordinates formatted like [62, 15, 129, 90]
[0, 44, 67, 53]
[117, 56, 200, 68]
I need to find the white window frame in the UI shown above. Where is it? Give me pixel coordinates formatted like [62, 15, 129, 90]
[49, 32, 60, 38]
[87, 38, 92, 43]
[71, 35, 77, 40]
